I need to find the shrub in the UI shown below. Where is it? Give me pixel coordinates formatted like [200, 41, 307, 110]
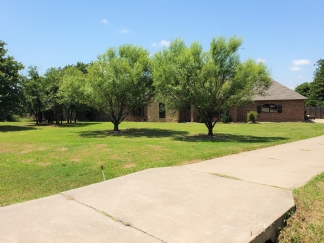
[247, 111, 258, 123]
[220, 111, 232, 123]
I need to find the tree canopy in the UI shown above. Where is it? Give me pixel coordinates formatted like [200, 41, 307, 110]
[153, 36, 272, 135]
[295, 59, 324, 107]
[87, 44, 154, 131]
[0, 41, 25, 121]
[59, 64, 89, 123]
[311, 59, 324, 106]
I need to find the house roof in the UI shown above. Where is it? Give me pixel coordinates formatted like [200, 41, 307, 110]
[253, 80, 307, 101]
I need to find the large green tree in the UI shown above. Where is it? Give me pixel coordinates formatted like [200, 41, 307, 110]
[87, 44, 154, 131]
[0, 41, 25, 121]
[310, 59, 324, 106]
[294, 82, 315, 106]
[295, 59, 324, 107]
[59, 64, 89, 124]
[23, 66, 46, 124]
[295, 82, 310, 98]
[43, 67, 65, 124]
[153, 36, 272, 136]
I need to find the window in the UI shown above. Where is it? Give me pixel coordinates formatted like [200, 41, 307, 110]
[259, 104, 282, 113]
[132, 107, 142, 116]
[159, 103, 166, 118]
[257, 105, 262, 114]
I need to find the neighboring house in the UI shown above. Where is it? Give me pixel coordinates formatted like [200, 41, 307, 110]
[230, 80, 307, 122]
[125, 80, 307, 123]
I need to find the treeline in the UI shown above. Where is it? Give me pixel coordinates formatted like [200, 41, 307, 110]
[295, 59, 324, 107]
[1, 37, 273, 136]
[1, 40, 94, 124]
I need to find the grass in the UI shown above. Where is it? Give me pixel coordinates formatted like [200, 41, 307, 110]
[1, 121, 324, 207]
[278, 172, 324, 243]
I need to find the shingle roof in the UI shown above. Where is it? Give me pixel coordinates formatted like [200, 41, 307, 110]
[253, 80, 307, 101]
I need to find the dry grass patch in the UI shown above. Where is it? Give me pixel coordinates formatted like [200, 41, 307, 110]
[122, 163, 136, 168]
[57, 147, 69, 151]
[147, 145, 165, 150]
[95, 144, 108, 149]
[0, 147, 12, 153]
[35, 162, 52, 166]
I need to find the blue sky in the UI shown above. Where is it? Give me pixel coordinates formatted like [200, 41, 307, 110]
[1, 0, 323, 89]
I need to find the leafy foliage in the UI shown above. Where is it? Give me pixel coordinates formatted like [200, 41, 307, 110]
[310, 59, 324, 106]
[0, 41, 25, 121]
[59, 64, 90, 123]
[295, 59, 324, 107]
[220, 111, 232, 123]
[87, 44, 154, 131]
[153, 36, 271, 135]
[247, 111, 258, 123]
[23, 66, 46, 124]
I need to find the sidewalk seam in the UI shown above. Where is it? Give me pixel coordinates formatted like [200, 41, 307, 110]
[60, 192, 167, 243]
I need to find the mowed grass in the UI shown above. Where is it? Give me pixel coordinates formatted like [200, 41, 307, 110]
[278, 172, 324, 243]
[1, 121, 324, 206]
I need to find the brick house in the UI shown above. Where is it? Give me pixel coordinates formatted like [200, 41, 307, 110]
[125, 80, 307, 123]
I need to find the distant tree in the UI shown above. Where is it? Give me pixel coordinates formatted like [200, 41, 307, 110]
[23, 66, 47, 124]
[295, 82, 310, 98]
[153, 36, 272, 136]
[294, 82, 315, 106]
[0, 41, 25, 121]
[310, 59, 324, 106]
[43, 67, 64, 124]
[87, 44, 154, 131]
[59, 65, 89, 123]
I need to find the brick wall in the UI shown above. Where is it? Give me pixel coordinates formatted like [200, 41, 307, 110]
[124, 106, 148, 122]
[231, 100, 305, 122]
[147, 102, 179, 122]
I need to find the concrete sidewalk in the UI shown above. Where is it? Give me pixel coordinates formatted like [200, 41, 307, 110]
[184, 135, 324, 189]
[1, 135, 324, 243]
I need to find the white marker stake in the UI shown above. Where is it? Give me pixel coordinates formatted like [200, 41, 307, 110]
[100, 165, 106, 181]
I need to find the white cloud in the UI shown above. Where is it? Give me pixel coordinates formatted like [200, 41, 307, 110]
[160, 40, 170, 46]
[256, 58, 266, 63]
[290, 66, 301, 71]
[101, 19, 108, 24]
[119, 28, 130, 33]
[151, 40, 170, 47]
[297, 75, 304, 79]
[292, 59, 311, 66]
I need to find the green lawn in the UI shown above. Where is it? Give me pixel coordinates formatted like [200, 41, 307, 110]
[1, 121, 324, 207]
[278, 172, 324, 243]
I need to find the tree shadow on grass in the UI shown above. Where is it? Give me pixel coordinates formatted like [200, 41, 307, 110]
[78, 127, 287, 144]
[24, 122, 100, 128]
[78, 128, 189, 138]
[0, 125, 37, 132]
[57, 122, 101, 128]
[173, 133, 288, 143]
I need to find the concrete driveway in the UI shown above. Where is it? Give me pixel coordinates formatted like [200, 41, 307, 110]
[1, 134, 324, 243]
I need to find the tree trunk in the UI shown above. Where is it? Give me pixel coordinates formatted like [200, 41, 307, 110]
[38, 110, 42, 124]
[34, 111, 38, 125]
[206, 119, 214, 136]
[70, 111, 73, 123]
[207, 125, 213, 136]
[74, 111, 78, 124]
[113, 123, 119, 131]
